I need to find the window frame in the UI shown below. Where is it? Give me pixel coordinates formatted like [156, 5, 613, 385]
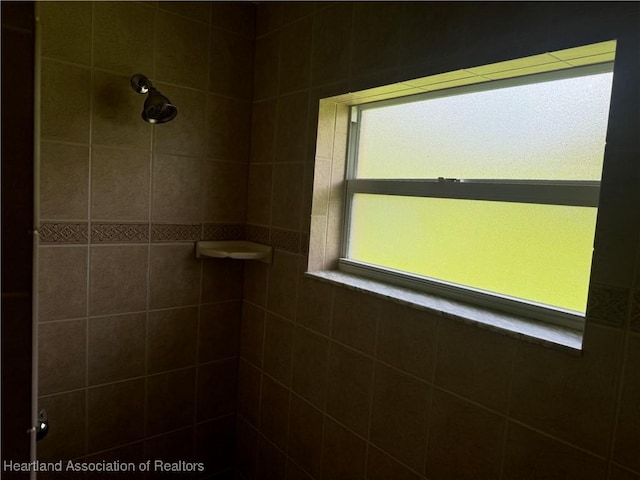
[340, 62, 615, 331]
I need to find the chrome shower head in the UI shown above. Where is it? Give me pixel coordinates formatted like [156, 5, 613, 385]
[130, 74, 177, 124]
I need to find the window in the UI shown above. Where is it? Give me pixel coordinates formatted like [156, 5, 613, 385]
[340, 46, 616, 330]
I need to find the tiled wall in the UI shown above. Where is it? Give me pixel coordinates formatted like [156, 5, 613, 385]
[238, 2, 640, 480]
[35, 2, 254, 478]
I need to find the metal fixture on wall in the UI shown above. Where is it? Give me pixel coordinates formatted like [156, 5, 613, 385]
[130, 74, 177, 124]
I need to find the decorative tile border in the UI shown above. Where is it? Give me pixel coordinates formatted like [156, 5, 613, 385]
[39, 222, 310, 254]
[39, 222, 247, 244]
[92, 223, 149, 243]
[245, 224, 270, 245]
[245, 224, 308, 254]
[586, 283, 630, 329]
[203, 223, 245, 241]
[151, 224, 201, 242]
[630, 290, 640, 332]
[271, 228, 301, 253]
[39, 222, 88, 244]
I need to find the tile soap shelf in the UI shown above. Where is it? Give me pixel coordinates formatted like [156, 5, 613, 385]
[195, 241, 273, 263]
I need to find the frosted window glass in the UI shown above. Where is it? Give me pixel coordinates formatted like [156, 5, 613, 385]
[357, 72, 613, 180]
[349, 194, 597, 313]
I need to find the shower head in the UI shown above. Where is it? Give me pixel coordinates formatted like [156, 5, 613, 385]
[130, 74, 177, 124]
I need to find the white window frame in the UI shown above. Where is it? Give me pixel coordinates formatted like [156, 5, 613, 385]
[340, 62, 614, 331]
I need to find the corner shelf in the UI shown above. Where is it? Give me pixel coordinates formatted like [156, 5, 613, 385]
[195, 241, 273, 264]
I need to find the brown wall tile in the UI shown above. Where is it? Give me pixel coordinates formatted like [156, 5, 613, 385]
[240, 302, 266, 367]
[37, 390, 86, 461]
[613, 334, 640, 472]
[38, 246, 87, 322]
[212, 2, 255, 38]
[296, 268, 333, 335]
[426, 390, 505, 480]
[332, 288, 379, 356]
[311, 3, 353, 87]
[321, 417, 367, 480]
[197, 358, 238, 421]
[199, 301, 241, 363]
[287, 394, 324, 479]
[267, 251, 299, 320]
[276, 91, 309, 164]
[85, 441, 144, 480]
[88, 313, 146, 385]
[87, 379, 145, 453]
[243, 260, 269, 307]
[201, 257, 244, 304]
[263, 314, 294, 386]
[256, 436, 286, 480]
[153, 84, 207, 157]
[286, 460, 314, 480]
[38, 320, 86, 395]
[370, 363, 430, 472]
[206, 95, 251, 162]
[235, 416, 258, 479]
[256, 2, 282, 38]
[160, 1, 211, 23]
[253, 33, 280, 101]
[155, 10, 209, 90]
[201, 160, 248, 223]
[291, 326, 330, 410]
[503, 422, 608, 480]
[195, 415, 238, 475]
[91, 146, 150, 222]
[237, 359, 262, 427]
[350, 2, 403, 76]
[278, 17, 312, 94]
[152, 154, 202, 223]
[149, 244, 200, 309]
[89, 245, 149, 316]
[326, 343, 373, 437]
[39, 1, 92, 64]
[271, 163, 305, 231]
[610, 465, 640, 480]
[377, 303, 438, 381]
[434, 319, 516, 412]
[40, 142, 89, 220]
[510, 324, 623, 456]
[250, 98, 278, 163]
[146, 368, 196, 436]
[145, 427, 194, 464]
[259, 374, 290, 451]
[93, 2, 154, 75]
[148, 306, 198, 374]
[246, 163, 273, 225]
[209, 28, 254, 100]
[40, 60, 90, 143]
[366, 445, 422, 480]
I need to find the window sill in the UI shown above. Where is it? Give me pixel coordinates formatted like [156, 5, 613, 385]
[306, 270, 584, 354]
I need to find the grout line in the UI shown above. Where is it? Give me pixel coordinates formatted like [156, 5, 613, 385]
[498, 337, 519, 479]
[82, 1, 96, 460]
[145, 1, 158, 451]
[254, 287, 268, 471]
[509, 417, 610, 460]
[422, 316, 441, 477]
[363, 299, 382, 475]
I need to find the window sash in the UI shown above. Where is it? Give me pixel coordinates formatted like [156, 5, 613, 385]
[346, 179, 600, 207]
